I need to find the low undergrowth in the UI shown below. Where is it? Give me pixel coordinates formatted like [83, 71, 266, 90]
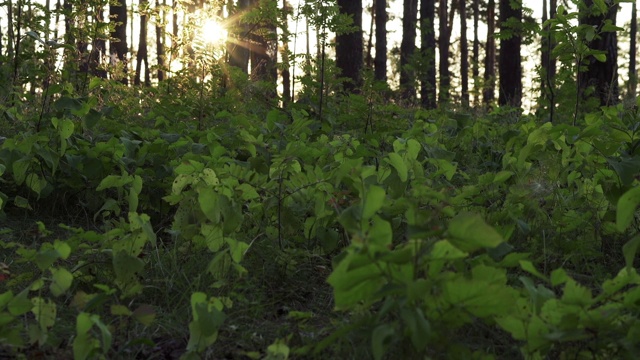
[2, 82, 640, 359]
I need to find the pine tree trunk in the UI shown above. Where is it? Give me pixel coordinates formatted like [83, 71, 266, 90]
[460, 0, 469, 107]
[336, 0, 363, 92]
[420, 0, 436, 108]
[110, 0, 128, 84]
[438, 0, 450, 103]
[400, 0, 417, 100]
[498, 0, 521, 106]
[374, 0, 387, 82]
[483, 0, 495, 105]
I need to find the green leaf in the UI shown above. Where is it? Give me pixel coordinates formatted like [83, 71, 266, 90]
[623, 235, 640, 272]
[198, 187, 220, 223]
[12, 157, 31, 185]
[58, 119, 74, 139]
[13, 195, 31, 209]
[448, 213, 504, 252]
[387, 152, 408, 182]
[50, 267, 73, 297]
[201, 224, 224, 252]
[31, 297, 56, 329]
[8, 289, 32, 316]
[371, 324, 395, 360]
[96, 175, 132, 191]
[362, 185, 385, 220]
[227, 238, 249, 263]
[617, 187, 640, 232]
[593, 53, 607, 62]
[519, 260, 547, 281]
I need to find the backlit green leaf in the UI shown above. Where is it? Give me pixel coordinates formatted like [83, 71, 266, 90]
[387, 152, 408, 182]
[448, 213, 503, 252]
[617, 187, 640, 232]
[362, 185, 385, 220]
[50, 267, 73, 297]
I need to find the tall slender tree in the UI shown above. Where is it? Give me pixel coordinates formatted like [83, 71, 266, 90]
[135, 0, 150, 86]
[400, 0, 418, 100]
[498, 0, 522, 106]
[110, 0, 128, 84]
[629, 0, 637, 98]
[460, 0, 469, 107]
[155, 0, 165, 81]
[336, 0, 363, 92]
[420, 0, 436, 108]
[374, 0, 387, 82]
[472, 0, 480, 105]
[439, 0, 450, 103]
[483, 0, 496, 105]
[579, 0, 619, 106]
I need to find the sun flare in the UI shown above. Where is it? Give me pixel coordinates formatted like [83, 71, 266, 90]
[199, 19, 228, 46]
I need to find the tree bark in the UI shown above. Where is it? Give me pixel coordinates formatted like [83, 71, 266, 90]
[400, 0, 418, 100]
[460, 0, 469, 107]
[135, 0, 150, 86]
[110, 0, 128, 84]
[630, 0, 637, 98]
[374, 0, 387, 82]
[155, 0, 165, 81]
[483, 0, 496, 105]
[472, 0, 480, 105]
[498, 0, 522, 106]
[439, 0, 450, 103]
[336, 0, 363, 92]
[420, 0, 436, 108]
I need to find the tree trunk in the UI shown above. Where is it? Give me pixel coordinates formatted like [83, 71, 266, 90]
[630, 0, 637, 98]
[336, 0, 363, 92]
[155, 0, 165, 81]
[438, 0, 450, 103]
[400, 0, 417, 100]
[281, 0, 292, 104]
[90, 6, 107, 79]
[374, 0, 387, 82]
[110, 0, 128, 84]
[498, 0, 522, 106]
[135, 0, 150, 86]
[579, 0, 619, 106]
[420, 0, 436, 108]
[460, 0, 469, 107]
[472, 0, 479, 105]
[483, 0, 496, 105]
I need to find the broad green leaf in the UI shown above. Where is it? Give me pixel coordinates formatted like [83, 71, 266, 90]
[110, 305, 132, 316]
[201, 224, 224, 252]
[622, 235, 640, 272]
[96, 175, 131, 191]
[387, 152, 408, 182]
[73, 333, 99, 360]
[8, 289, 32, 316]
[561, 279, 593, 307]
[493, 170, 514, 184]
[12, 158, 30, 185]
[367, 216, 392, 247]
[550, 268, 569, 286]
[227, 238, 249, 263]
[519, 260, 547, 281]
[371, 324, 395, 360]
[171, 174, 192, 195]
[25, 173, 48, 197]
[198, 187, 220, 223]
[593, 53, 607, 62]
[54, 240, 71, 259]
[50, 267, 73, 297]
[31, 297, 56, 329]
[617, 187, 640, 232]
[58, 119, 74, 139]
[200, 168, 219, 186]
[362, 185, 385, 220]
[112, 251, 144, 283]
[448, 213, 503, 252]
